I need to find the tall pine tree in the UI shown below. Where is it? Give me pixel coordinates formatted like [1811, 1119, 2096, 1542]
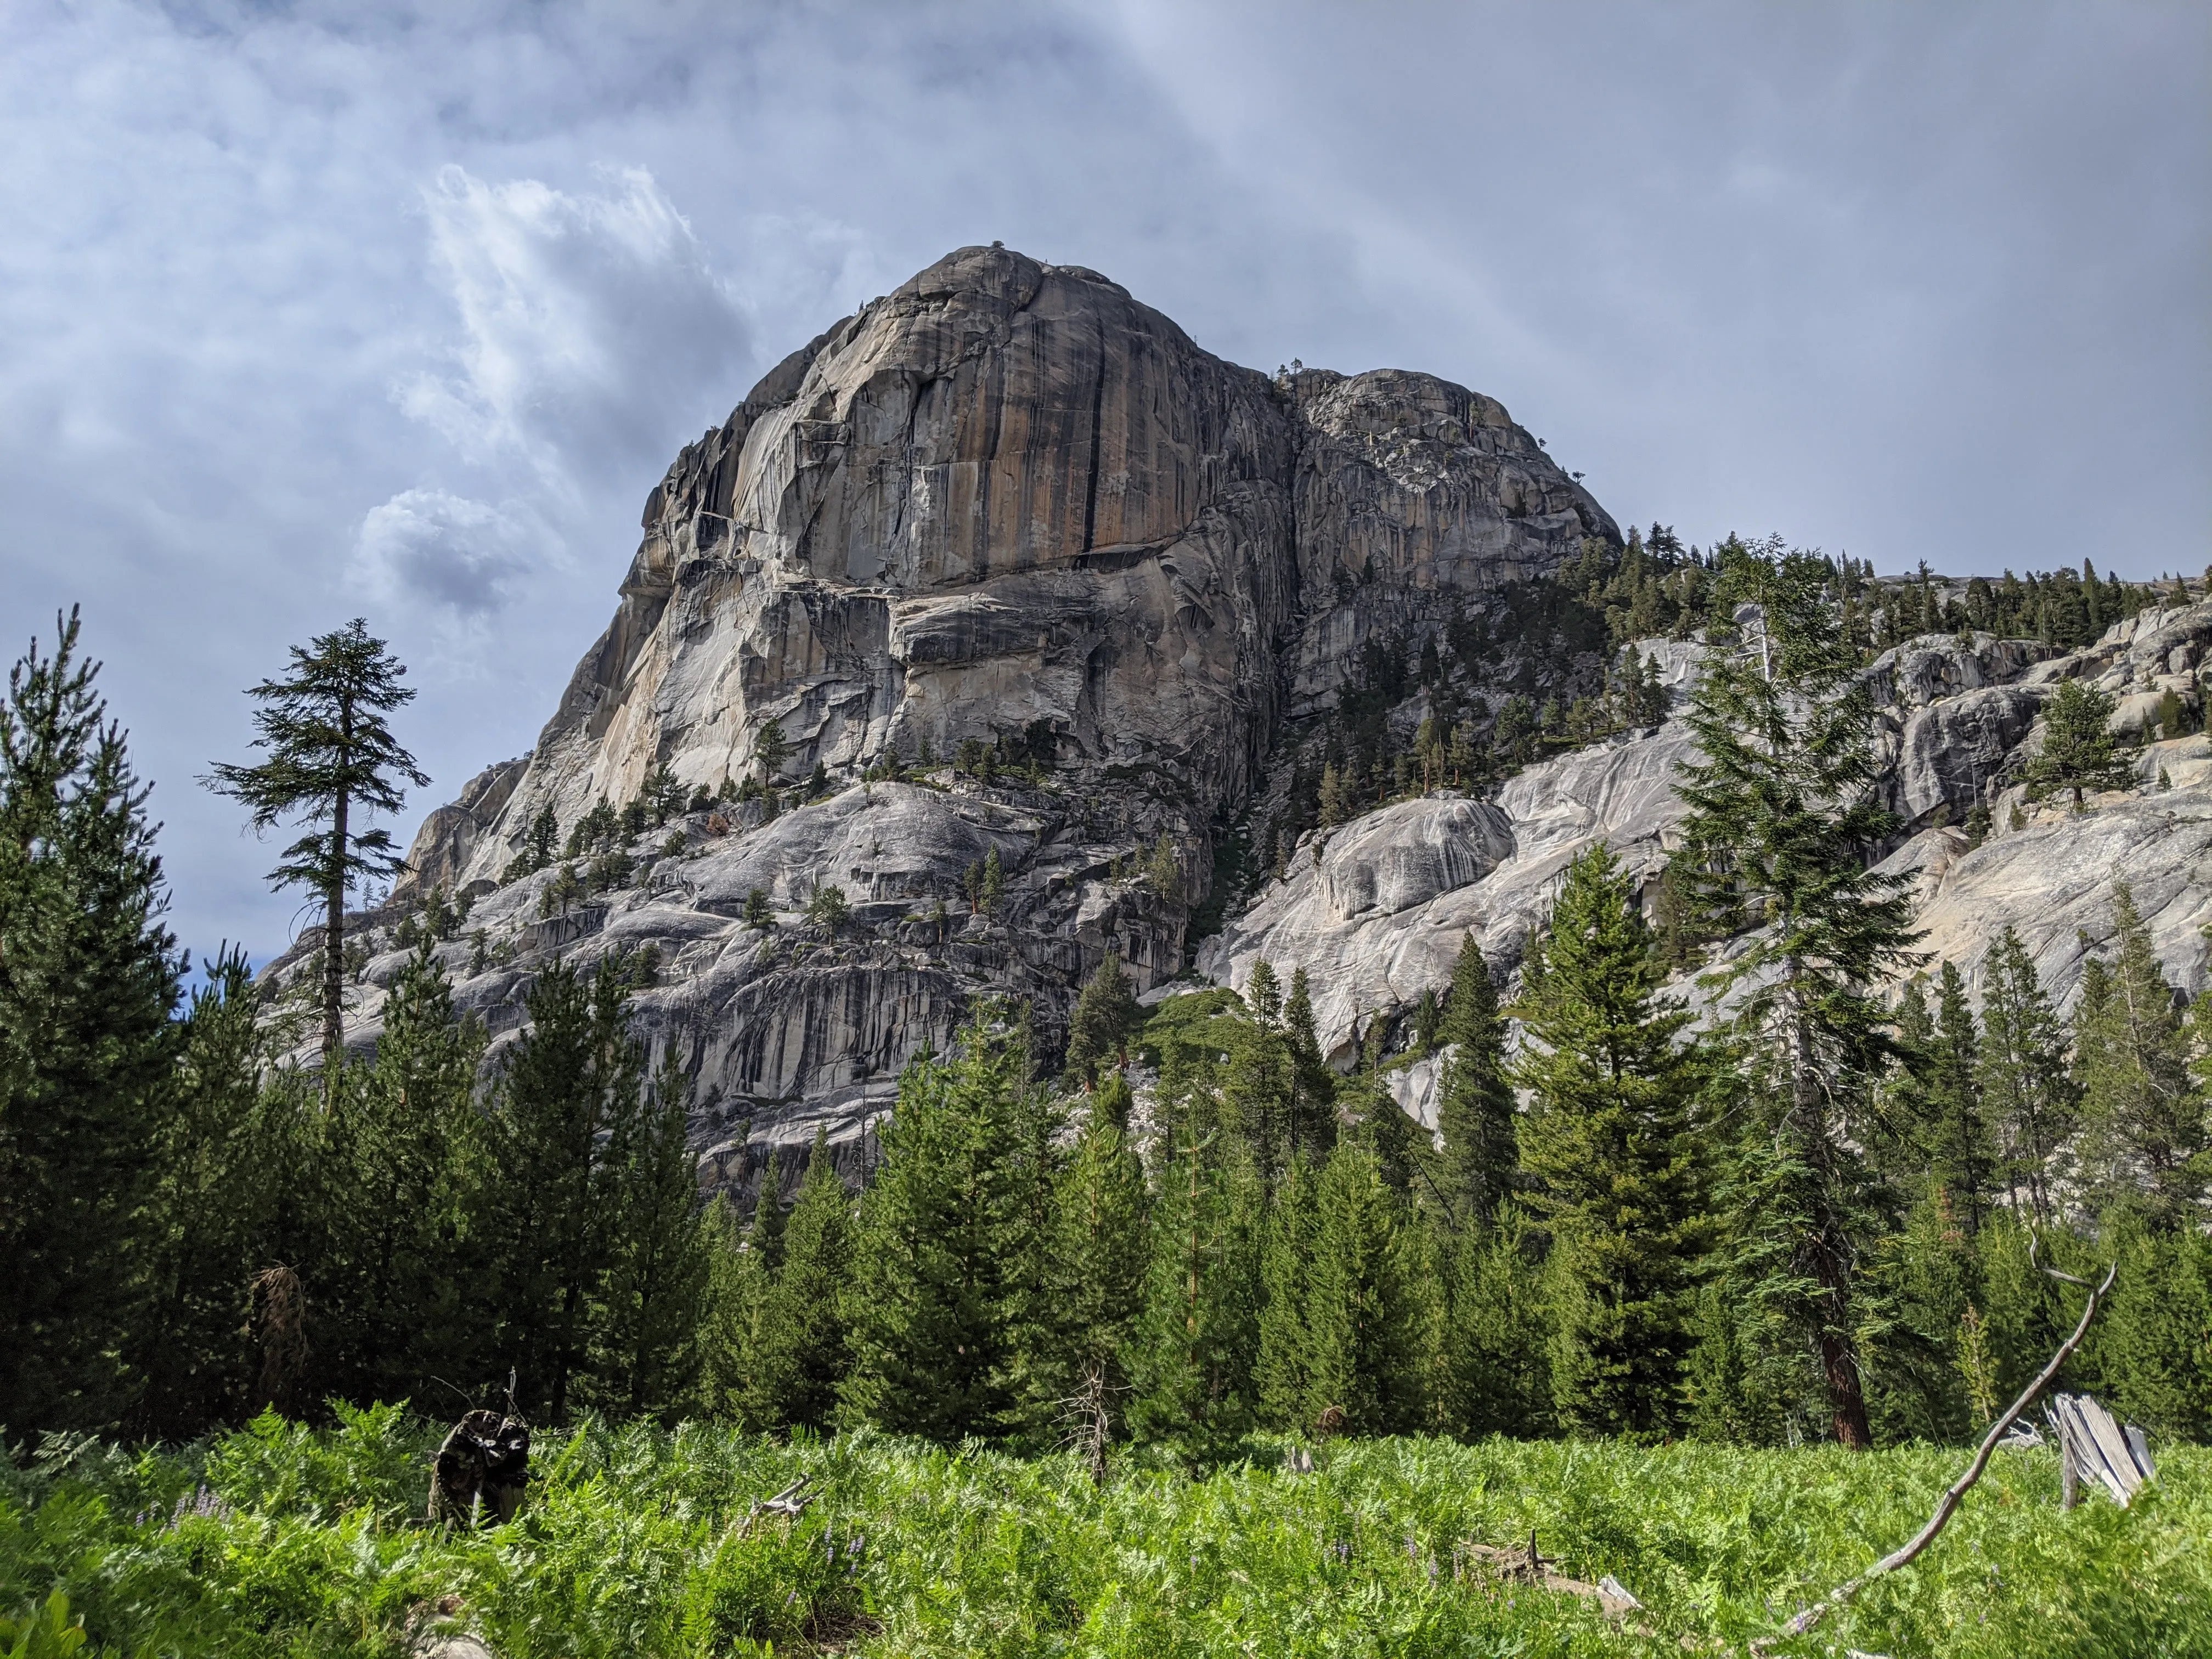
[839, 1015, 1031, 1440]
[1676, 539, 1921, 1449]
[1301, 1137, 1425, 1436]
[316, 938, 484, 1409]
[1435, 934, 1515, 1230]
[0, 611, 183, 1432]
[588, 1047, 709, 1420]
[1125, 1133, 1262, 1461]
[479, 960, 643, 1422]
[1977, 927, 2074, 1227]
[744, 1131, 855, 1430]
[203, 620, 428, 1093]
[2073, 883, 2205, 1226]
[1510, 845, 1708, 1439]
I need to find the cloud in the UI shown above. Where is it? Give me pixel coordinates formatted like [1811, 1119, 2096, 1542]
[400, 165, 751, 490]
[349, 488, 533, 616]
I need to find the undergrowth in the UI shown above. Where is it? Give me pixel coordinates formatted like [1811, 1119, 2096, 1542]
[2, 1407, 2204, 1657]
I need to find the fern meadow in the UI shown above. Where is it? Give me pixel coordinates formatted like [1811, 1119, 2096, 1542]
[4, 1409, 2206, 1658]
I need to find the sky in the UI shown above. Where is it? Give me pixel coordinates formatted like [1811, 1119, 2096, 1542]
[2, 0, 2206, 967]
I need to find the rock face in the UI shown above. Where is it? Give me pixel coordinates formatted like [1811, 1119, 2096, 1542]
[449, 246, 1612, 866]
[339, 245, 1615, 1182]
[317, 241, 2212, 1190]
[1206, 604, 2212, 1066]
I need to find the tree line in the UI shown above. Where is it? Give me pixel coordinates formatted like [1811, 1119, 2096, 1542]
[5, 539, 2209, 1453]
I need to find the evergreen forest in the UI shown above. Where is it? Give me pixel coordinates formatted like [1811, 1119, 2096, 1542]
[4, 542, 2210, 1657]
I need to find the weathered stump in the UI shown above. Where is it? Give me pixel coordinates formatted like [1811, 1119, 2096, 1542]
[428, 1410, 531, 1527]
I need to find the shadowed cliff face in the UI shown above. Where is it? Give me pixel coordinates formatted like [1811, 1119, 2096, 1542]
[361, 244, 1615, 1183]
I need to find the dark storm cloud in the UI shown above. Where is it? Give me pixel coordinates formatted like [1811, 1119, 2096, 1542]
[0, 0, 2202, 963]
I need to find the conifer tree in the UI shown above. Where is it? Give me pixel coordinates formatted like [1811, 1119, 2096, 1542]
[1675, 538, 1921, 1449]
[1124, 1135, 1262, 1460]
[748, 1150, 789, 1273]
[840, 1015, 1030, 1439]
[1093, 1068, 1135, 1135]
[1923, 962, 1996, 1234]
[1510, 845, 1707, 1440]
[0, 611, 183, 1432]
[1301, 1137, 1425, 1435]
[317, 938, 484, 1407]
[1977, 927, 2074, 1226]
[1255, 1153, 1320, 1432]
[745, 1132, 854, 1430]
[588, 1048, 708, 1420]
[1000, 1036, 1070, 1436]
[204, 620, 428, 1093]
[2073, 883, 2205, 1226]
[1283, 967, 1336, 1162]
[479, 960, 643, 1422]
[133, 946, 284, 1438]
[1224, 960, 1292, 1175]
[1435, 934, 1515, 1229]
[1046, 1099, 1150, 1423]
[1065, 950, 1141, 1086]
[696, 1194, 760, 1422]
[2026, 678, 2129, 809]
[1436, 1206, 1554, 1439]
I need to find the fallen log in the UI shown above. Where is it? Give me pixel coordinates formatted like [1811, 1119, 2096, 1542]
[1457, 1535, 1644, 1620]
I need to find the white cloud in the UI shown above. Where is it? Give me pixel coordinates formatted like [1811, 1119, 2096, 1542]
[349, 488, 534, 617]
[400, 165, 751, 490]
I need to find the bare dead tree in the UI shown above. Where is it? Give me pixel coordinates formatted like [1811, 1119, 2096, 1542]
[1764, 1240, 2117, 1647]
[250, 1266, 309, 1417]
[1057, 1361, 1122, 1487]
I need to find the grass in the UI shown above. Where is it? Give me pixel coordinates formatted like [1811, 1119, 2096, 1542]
[2, 1407, 2205, 1658]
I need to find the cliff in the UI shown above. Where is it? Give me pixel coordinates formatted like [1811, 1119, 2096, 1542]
[280, 245, 2210, 1189]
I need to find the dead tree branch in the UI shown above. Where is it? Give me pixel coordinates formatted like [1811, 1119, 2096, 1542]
[1767, 1245, 2116, 1645]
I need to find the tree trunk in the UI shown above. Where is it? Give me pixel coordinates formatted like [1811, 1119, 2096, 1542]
[1813, 1240, 1872, 1449]
[1792, 981, 1872, 1451]
[322, 780, 348, 1106]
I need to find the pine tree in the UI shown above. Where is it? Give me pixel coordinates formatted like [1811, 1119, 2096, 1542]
[1318, 762, 1349, 827]
[133, 946, 285, 1438]
[2073, 883, 2205, 1226]
[588, 1048, 708, 1420]
[479, 960, 643, 1422]
[0, 611, 184, 1432]
[317, 938, 484, 1408]
[1283, 967, 1336, 1163]
[748, 1150, 789, 1273]
[1301, 1137, 1424, 1435]
[1000, 1035, 1070, 1438]
[753, 719, 790, 784]
[1223, 960, 1292, 1176]
[1255, 1154, 1320, 1432]
[2026, 678, 2129, 809]
[1510, 845, 1708, 1439]
[1047, 1099, 1150, 1424]
[1436, 1205, 1554, 1439]
[696, 1195, 761, 1423]
[839, 1017, 1029, 1439]
[1435, 934, 1515, 1229]
[746, 1132, 855, 1430]
[1124, 1135, 1262, 1460]
[1065, 950, 1141, 1086]
[1923, 962, 1996, 1234]
[203, 620, 428, 1094]
[1675, 539, 1922, 1449]
[1977, 927, 2074, 1227]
